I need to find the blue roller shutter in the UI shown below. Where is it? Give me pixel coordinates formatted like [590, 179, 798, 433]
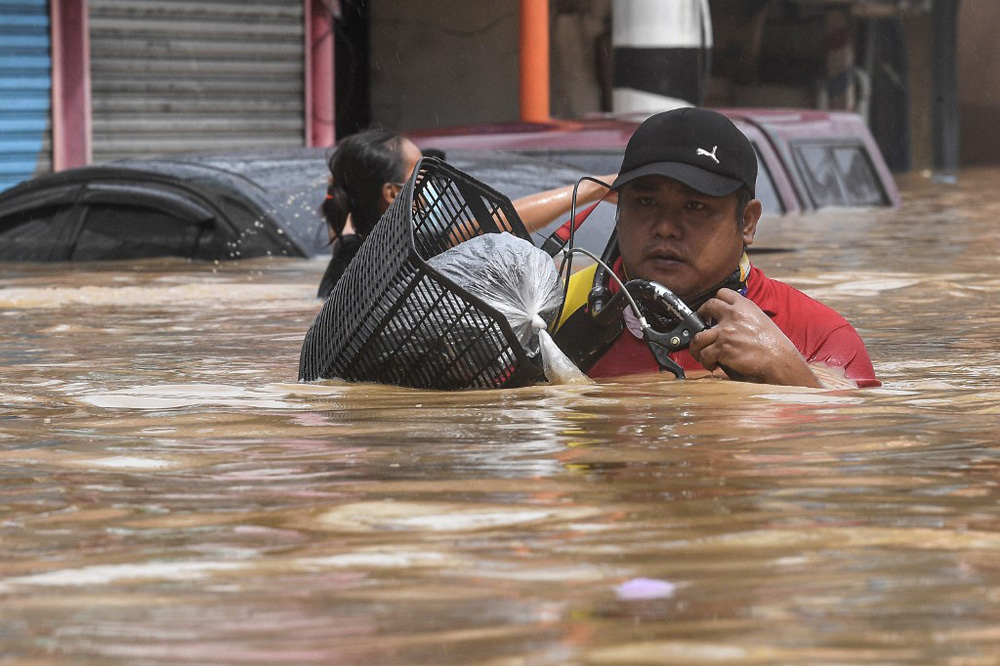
[0, 0, 52, 192]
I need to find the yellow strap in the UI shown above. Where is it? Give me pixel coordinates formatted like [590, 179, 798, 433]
[739, 251, 751, 282]
[557, 263, 599, 330]
[556, 254, 749, 331]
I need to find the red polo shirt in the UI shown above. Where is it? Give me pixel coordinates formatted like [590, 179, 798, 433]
[586, 264, 880, 387]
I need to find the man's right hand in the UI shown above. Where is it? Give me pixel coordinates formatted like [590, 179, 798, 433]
[690, 288, 822, 388]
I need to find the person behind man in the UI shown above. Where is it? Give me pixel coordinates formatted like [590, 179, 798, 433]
[554, 107, 879, 388]
[318, 129, 615, 299]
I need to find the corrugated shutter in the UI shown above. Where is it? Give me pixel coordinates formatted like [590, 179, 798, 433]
[0, 0, 52, 191]
[89, 0, 304, 162]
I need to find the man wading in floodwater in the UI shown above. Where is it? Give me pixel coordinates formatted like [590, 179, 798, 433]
[554, 107, 880, 388]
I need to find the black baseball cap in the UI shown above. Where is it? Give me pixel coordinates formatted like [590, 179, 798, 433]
[611, 107, 757, 197]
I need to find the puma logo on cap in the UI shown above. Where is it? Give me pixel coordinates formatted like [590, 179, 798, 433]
[696, 146, 719, 164]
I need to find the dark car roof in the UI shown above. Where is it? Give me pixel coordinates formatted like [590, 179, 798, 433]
[108, 149, 334, 256]
[0, 148, 333, 261]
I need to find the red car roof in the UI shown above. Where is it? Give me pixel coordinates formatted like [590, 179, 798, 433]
[408, 108, 901, 211]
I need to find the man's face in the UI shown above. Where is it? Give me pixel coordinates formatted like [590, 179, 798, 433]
[615, 176, 757, 301]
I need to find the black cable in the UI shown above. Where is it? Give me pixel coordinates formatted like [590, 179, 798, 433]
[553, 175, 612, 330]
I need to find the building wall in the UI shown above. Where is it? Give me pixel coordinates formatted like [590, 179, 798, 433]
[368, 0, 609, 131]
[369, 1, 521, 131]
[551, 0, 611, 117]
[902, 12, 934, 172]
[957, 0, 1000, 165]
[365, 0, 986, 175]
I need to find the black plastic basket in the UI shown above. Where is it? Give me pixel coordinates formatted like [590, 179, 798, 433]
[298, 158, 546, 390]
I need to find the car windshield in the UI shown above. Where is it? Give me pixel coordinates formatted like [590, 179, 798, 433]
[792, 142, 888, 208]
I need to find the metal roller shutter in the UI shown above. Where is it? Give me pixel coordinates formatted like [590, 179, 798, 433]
[89, 0, 304, 162]
[0, 0, 52, 191]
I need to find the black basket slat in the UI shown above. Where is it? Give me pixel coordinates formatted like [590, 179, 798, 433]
[298, 158, 546, 390]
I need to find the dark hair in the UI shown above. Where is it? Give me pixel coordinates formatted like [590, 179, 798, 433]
[322, 129, 408, 239]
[735, 186, 754, 229]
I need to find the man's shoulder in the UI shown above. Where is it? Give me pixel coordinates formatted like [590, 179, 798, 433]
[747, 265, 849, 327]
[746, 265, 879, 385]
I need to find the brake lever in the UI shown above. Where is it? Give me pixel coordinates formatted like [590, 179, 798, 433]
[629, 281, 705, 379]
[630, 281, 749, 382]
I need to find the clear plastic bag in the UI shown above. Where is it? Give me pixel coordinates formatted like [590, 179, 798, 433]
[538, 328, 592, 385]
[428, 233, 590, 384]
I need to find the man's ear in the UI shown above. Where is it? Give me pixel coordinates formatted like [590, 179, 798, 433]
[741, 199, 762, 246]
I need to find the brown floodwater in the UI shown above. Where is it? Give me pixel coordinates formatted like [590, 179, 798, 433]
[2, 168, 1000, 664]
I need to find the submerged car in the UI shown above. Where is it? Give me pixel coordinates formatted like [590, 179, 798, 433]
[0, 149, 333, 262]
[409, 108, 901, 216]
[0, 109, 899, 262]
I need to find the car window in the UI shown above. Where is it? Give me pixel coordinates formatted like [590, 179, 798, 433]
[0, 205, 85, 261]
[71, 204, 218, 260]
[792, 142, 887, 208]
[753, 147, 782, 217]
